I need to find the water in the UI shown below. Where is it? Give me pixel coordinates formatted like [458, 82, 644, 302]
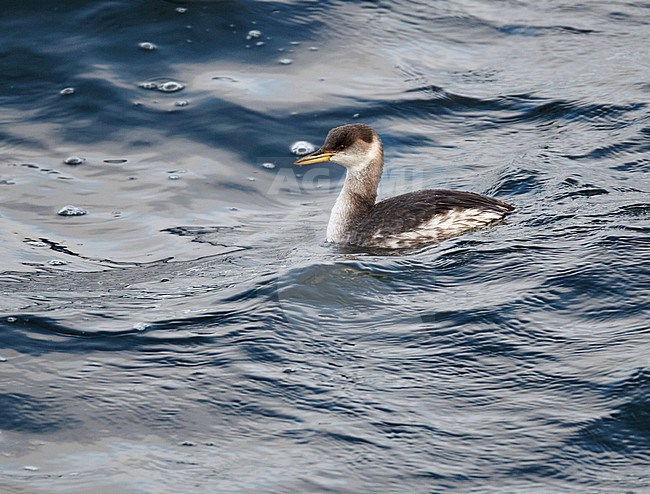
[1, 0, 649, 492]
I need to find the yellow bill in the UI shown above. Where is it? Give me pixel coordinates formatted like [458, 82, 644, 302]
[294, 152, 335, 166]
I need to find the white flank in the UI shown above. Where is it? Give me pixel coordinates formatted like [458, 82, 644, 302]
[372, 208, 505, 248]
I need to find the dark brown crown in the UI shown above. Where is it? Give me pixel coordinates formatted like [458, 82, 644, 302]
[321, 124, 376, 152]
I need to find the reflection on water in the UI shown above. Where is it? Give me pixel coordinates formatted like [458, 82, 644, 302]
[1, 0, 649, 492]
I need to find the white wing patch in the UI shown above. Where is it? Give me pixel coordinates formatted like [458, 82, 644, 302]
[371, 208, 506, 248]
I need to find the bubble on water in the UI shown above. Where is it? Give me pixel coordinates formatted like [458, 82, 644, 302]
[247, 177, 256, 182]
[26, 241, 48, 248]
[289, 41, 300, 45]
[138, 42, 158, 51]
[58, 205, 87, 216]
[352, 113, 360, 119]
[228, 207, 238, 211]
[168, 174, 180, 180]
[133, 322, 149, 331]
[63, 156, 85, 165]
[139, 81, 185, 93]
[60, 87, 75, 96]
[246, 29, 262, 40]
[158, 81, 184, 93]
[255, 41, 265, 47]
[7, 317, 17, 323]
[0, 356, 6, 362]
[261, 162, 276, 169]
[175, 7, 187, 13]
[139, 82, 158, 90]
[309, 46, 319, 51]
[174, 100, 189, 107]
[290, 141, 316, 156]
[278, 58, 293, 65]
[48, 259, 68, 266]
[24, 466, 39, 472]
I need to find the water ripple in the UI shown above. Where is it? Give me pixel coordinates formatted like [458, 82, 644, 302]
[2, 0, 649, 492]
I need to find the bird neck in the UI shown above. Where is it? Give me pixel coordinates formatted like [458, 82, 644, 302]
[341, 161, 382, 204]
[327, 151, 384, 243]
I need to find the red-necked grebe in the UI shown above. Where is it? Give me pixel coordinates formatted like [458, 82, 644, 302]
[294, 123, 514, 248]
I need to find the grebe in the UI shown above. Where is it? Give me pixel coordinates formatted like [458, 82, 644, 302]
[294, 124, 514, 248]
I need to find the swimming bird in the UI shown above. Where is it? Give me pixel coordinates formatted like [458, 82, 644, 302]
[294, 124, 514, 248]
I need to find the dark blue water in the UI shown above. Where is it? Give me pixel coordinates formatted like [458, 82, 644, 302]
[1, 1, 649, 492]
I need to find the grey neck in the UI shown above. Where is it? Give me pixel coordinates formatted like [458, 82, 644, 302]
[341, 161, 382, 205]
[326, 153, 384, 243]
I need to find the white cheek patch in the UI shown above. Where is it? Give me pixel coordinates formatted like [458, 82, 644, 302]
[334, 139, 381, 171]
